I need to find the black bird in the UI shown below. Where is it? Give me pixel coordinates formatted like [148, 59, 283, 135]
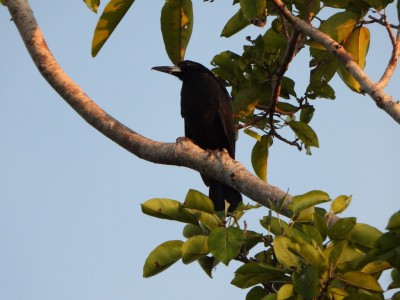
[152, 60, 242, 211]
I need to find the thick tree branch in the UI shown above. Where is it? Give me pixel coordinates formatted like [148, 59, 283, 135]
[272, 0, 400, 125]
[6, 0, 293, 215]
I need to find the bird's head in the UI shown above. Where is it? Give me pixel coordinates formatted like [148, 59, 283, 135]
[152, 60, 212, 81]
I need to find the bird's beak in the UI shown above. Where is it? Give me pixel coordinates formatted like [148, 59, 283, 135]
[151, 65, 182, 75]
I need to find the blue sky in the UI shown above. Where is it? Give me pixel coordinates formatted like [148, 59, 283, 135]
[0, 1, 399, 300]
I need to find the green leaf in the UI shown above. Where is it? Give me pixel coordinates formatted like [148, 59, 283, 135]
[337, 27, 370, 93]
[273, 236, 302, 271]
[185, 209, 221, 230]
[92, 0, 135, 57]
[232, 262, 287, 288]
[330, 195, 352, 214]
[277, 284, 293, 300]
[291, 242, 327, 272]
[141, 198, 198, 225]
[83, 0, 100, 13]
[221, 9, 249, 37]
[143, 240, 183, 277]
[251, 135, 271, 182]
[310, 11, 359, 50]
[182, 224, 204, 238]
[350, 223, 382, 249]
[239, 0, 266, 19]
[322, 0, 350, 8]
[328, 240, 349, 270]
[197, 255, 216, 278]
[291, 190, 330, 215]
[361, 260, 391, 274]
[260, 215, 287, 236]
[313, 212, 328, 241]
[160, 0, 193, 64]
[208, 227, 244, 265]
[184, 189, 214, 213]
[293, 265, 320, 298]
[0, 0, 6, 6]
[363, 0, 394, 10]
[340, 271, 383, 292]
[328, 217, 357, 240]
[300, 106, 315, 124]
[288, 120, 319, 148]
[181, 235, 209, 264]
[246, 286, 268, 300]
[387, 211, 400, 231]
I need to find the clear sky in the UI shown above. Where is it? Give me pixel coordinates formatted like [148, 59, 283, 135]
[0, 1, 399, 300]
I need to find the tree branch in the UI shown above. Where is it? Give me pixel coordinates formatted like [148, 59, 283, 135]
[272, 0, 400, 125]
[6, 0, 293, 215]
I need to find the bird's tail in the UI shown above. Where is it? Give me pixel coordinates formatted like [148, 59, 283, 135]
[209, 179, 242, 212]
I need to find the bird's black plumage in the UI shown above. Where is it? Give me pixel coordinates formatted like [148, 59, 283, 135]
[152, 60, 242, 211]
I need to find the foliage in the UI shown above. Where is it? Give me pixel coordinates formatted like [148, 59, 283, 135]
[142, 189, 400, 299]
[79, 0, 399, 298]
[85, 0, 395, 179]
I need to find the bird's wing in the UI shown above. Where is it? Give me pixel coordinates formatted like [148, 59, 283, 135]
[216, 88, 236, 159]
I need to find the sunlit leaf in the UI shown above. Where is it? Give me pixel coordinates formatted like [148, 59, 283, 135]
[291, 242, 327, 272]
[221, 8, 249, 37]
[274, 236, 302, 271]
[143, 240, 183, 277]
[184, 189, 214, 213]
[340, 271, 383, 292]
[160, 0, 193, 64]
[387, 211, 400, 231]
[291, 190, 330, 215]
[330, 195, 352, 214]
[361, 260, 391, 274]
[92, 0, 135, 57]
[141, 198, 198, 224]
[181, 235, 208, 264]
[251, 135, 271, 182]
[350, 223, 382, 249]
[337, 27, 370, 92]
[208, 227, 244, 265]
[83, 0, 100, 13]
[288, 120, 319, 148]
[310, 11, 358, 50]
[277, 284, 293, 300]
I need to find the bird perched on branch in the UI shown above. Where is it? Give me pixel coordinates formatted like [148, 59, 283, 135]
[152, 60, 242, 211]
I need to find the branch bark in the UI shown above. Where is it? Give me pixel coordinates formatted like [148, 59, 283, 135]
[6, 0, 292, 215]
[272, 0, 400, 125]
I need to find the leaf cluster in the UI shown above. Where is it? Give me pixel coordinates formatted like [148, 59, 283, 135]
[142, 189, 400, 299]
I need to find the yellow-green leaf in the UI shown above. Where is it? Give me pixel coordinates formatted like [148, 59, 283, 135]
[387, 210, 400, 231]
[330, 195, 352, 214]
[337, 27, 370, 93]
[221, 9, 249, 37]
[340, 271, 383, 292]
[184, 189, 214, 213]
[0, 0, 7, 6]
[160, 0, 193, 64]
[251, 135, 271, 182]
[350, 223, 382, 248]
[291, 190, 330, 215]
[143, 240, 183, 277]
[83, 0, 100, 13]
[288, 120, 319, 148]
[141, 198, 198, 225]
[208, 227, 244, 265]
[91, 0, 135, 57]
[277, 284, 294, 300]
[310, 11, 358, 50]
[239, 0, 266, 19]
[328, 217, 357, 240]
[273, 236, 302, 271]
[181, 235, 209, 264]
